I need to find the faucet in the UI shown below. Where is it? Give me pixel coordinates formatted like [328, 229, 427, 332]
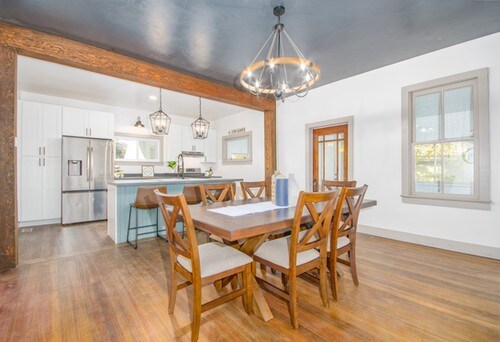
[177, 153, 184, 179]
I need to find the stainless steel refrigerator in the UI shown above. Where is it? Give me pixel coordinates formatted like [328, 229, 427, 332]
[62, 136, 113, 224]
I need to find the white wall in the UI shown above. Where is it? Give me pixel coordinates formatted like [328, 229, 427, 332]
[277, 33, 500, 252]
[212, 109, 265, 182]
[18, 91, 203, 174]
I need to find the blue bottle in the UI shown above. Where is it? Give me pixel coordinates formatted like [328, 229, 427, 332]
[276, 178, 289, 206]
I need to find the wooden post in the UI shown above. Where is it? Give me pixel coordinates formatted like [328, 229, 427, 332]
[264, 110, 277, 197]
[0, 45, 17, 271]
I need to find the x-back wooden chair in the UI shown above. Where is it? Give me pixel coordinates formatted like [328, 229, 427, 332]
[240, 181, 266, 200]
[328, 184, 368, 300]
[154, 190, 253, 341]
[198, 182, 235, 204]
[322, 180, 357, 191]
[253, 190, 338, 329]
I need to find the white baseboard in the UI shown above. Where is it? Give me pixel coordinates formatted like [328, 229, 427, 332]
[18, 218, 61, 228]
[358, 225, 500, 260]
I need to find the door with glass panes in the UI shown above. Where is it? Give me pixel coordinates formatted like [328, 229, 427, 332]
[312, 124, 348, 191]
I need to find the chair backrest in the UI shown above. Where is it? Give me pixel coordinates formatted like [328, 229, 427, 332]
[134, 186, 167, 208]
[289, 190, 339, 268]
[154, 190, 201, 277]
[322, 180, 357, 191]
[182, 185, 203, 205]
[199, 183, 235, 204]
[240, 181, 266, 200]
[332, 185, 368, 242]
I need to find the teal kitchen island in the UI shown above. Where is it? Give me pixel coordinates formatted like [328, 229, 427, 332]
[107, 177, 243, 243]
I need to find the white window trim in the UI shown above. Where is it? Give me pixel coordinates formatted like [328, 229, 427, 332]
[401, 68, 490, 210]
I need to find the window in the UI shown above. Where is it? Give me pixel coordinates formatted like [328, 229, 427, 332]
[114, 133, 163, 165]
[222, 131, 252, 164]
[402, 69, 490, 209]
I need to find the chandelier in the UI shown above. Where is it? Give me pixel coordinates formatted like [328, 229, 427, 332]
[240, 6, 320, 102]
[149, 88, 171, 135]
[191, 97, 210, 139]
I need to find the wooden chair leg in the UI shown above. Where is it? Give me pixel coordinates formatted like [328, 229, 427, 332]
[319, 259, 329, 308]
[260, 263, 267, 275]
[242, 264, 253, 315]
[281, 273, 288, 288]
[349, 246, 359, 286]
[288, 274, 299, 329]
[329, 255, 339, 301]
[230, 276, 238, 290]
[214, 279, 223, 292]
[168, 261, 178, 314]
[191, 281, 202, 342]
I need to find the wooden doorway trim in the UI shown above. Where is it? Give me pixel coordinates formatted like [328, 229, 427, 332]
[305, 116, 354, 192]
[0, 22, 276, 269]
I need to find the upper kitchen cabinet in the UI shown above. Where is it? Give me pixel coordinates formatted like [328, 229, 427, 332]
[63, 107, 114, 139]
[167, 124, 183, 160]
[181, 125, 204, 153]
[19, 100, 62, 158]
[203, 129, 217, 163]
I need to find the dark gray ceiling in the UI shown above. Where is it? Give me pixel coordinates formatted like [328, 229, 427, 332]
[1, 0, 500, 91]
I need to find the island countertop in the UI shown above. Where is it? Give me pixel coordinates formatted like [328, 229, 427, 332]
[108, 177, 243, 187]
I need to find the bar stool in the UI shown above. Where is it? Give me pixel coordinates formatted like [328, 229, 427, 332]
[127, 185, 167, 249]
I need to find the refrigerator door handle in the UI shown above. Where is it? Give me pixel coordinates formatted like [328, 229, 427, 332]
[86, 146, 90, 181]
[90, 146, 94, 183]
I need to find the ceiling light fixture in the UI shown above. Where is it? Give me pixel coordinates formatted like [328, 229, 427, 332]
[134, 116, 145, 128]
[240, 6, 320, 102]
[191, 97, 210, 139]
[149, 88, 171, 135]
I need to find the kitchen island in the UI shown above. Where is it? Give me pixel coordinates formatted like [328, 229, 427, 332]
[107, 177, 243, 243]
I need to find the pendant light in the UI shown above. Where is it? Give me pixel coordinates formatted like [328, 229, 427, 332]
[191, 97, 210, 139]
[240, 6, 320, 102]
[149, 88, 171, 135]
[134, 116, 145, 128]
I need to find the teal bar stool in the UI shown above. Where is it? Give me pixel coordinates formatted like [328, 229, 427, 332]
[127, 185, 167, 249]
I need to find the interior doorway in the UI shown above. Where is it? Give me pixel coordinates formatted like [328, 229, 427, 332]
[312, 124, 349, 191]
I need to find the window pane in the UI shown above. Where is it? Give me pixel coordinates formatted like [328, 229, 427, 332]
[444, 141, 474, 195]
[318, 142, 323, 187]
[138, 140, 159, 160]
[324, 141, 336, 180]
[415, 92, 440, 142]
[415, 143, 442, 193]
[338, 140, 344, 181]
[444, 86, 473, 139]
[324, 134, 337, 141]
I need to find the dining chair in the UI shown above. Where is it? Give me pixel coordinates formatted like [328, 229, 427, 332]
[240, 181, 266, 200]
[322, 180, 357, 191]
[154, 190, 253, 342]
[328, 184, 368, 300]
[253, 190, 338, 329]
[198, 182, 235, 204]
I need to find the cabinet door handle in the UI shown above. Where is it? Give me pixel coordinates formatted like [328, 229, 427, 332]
[43, 158, 45, 167]
[89, 128, 92, 136]
[39, 158, 41, 167]
[38, 147, 41, 155]
[43, 147, 46, 155]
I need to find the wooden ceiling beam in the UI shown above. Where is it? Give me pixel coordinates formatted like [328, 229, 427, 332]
[0, 22, 275, 112]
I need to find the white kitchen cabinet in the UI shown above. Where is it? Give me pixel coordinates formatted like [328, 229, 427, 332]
[42, 157, 62, 220]
[20, 101, 62, 158]
[18, 100, 63, 224]
[181, 126, 204, 153]
[63, 107, 114, 139]
[203, 129, 217, 163]
[19, 156, 43, 222]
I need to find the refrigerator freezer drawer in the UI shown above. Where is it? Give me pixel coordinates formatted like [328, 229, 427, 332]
[62, 191, 107, 224]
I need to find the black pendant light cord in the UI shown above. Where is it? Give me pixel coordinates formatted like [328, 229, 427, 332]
[199, 97, 202, 118]
[159, 88, 162, 110]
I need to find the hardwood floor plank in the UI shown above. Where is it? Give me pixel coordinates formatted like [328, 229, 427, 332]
[0, 223, 498, 341]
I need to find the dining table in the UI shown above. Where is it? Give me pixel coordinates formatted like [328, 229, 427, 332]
[187, 197, 377, 322]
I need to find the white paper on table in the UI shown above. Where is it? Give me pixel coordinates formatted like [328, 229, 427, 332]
[207, 201, 294, 217]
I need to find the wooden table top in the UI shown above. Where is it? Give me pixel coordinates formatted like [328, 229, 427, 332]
[188, 198, 377, 242]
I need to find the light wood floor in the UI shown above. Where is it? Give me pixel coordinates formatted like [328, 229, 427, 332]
[1, 222, 499, 341]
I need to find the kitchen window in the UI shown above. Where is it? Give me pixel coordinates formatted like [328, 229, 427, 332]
[401, 68, 490, 209]
[114, 133, 163, 165]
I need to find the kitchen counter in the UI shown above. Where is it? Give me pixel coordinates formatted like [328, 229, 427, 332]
[107, 177, 243, 243]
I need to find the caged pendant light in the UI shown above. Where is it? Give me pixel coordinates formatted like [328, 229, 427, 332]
[191, 97, 210, 139]
[149, 88, 171, 135]
[240, 6, 320, 102]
